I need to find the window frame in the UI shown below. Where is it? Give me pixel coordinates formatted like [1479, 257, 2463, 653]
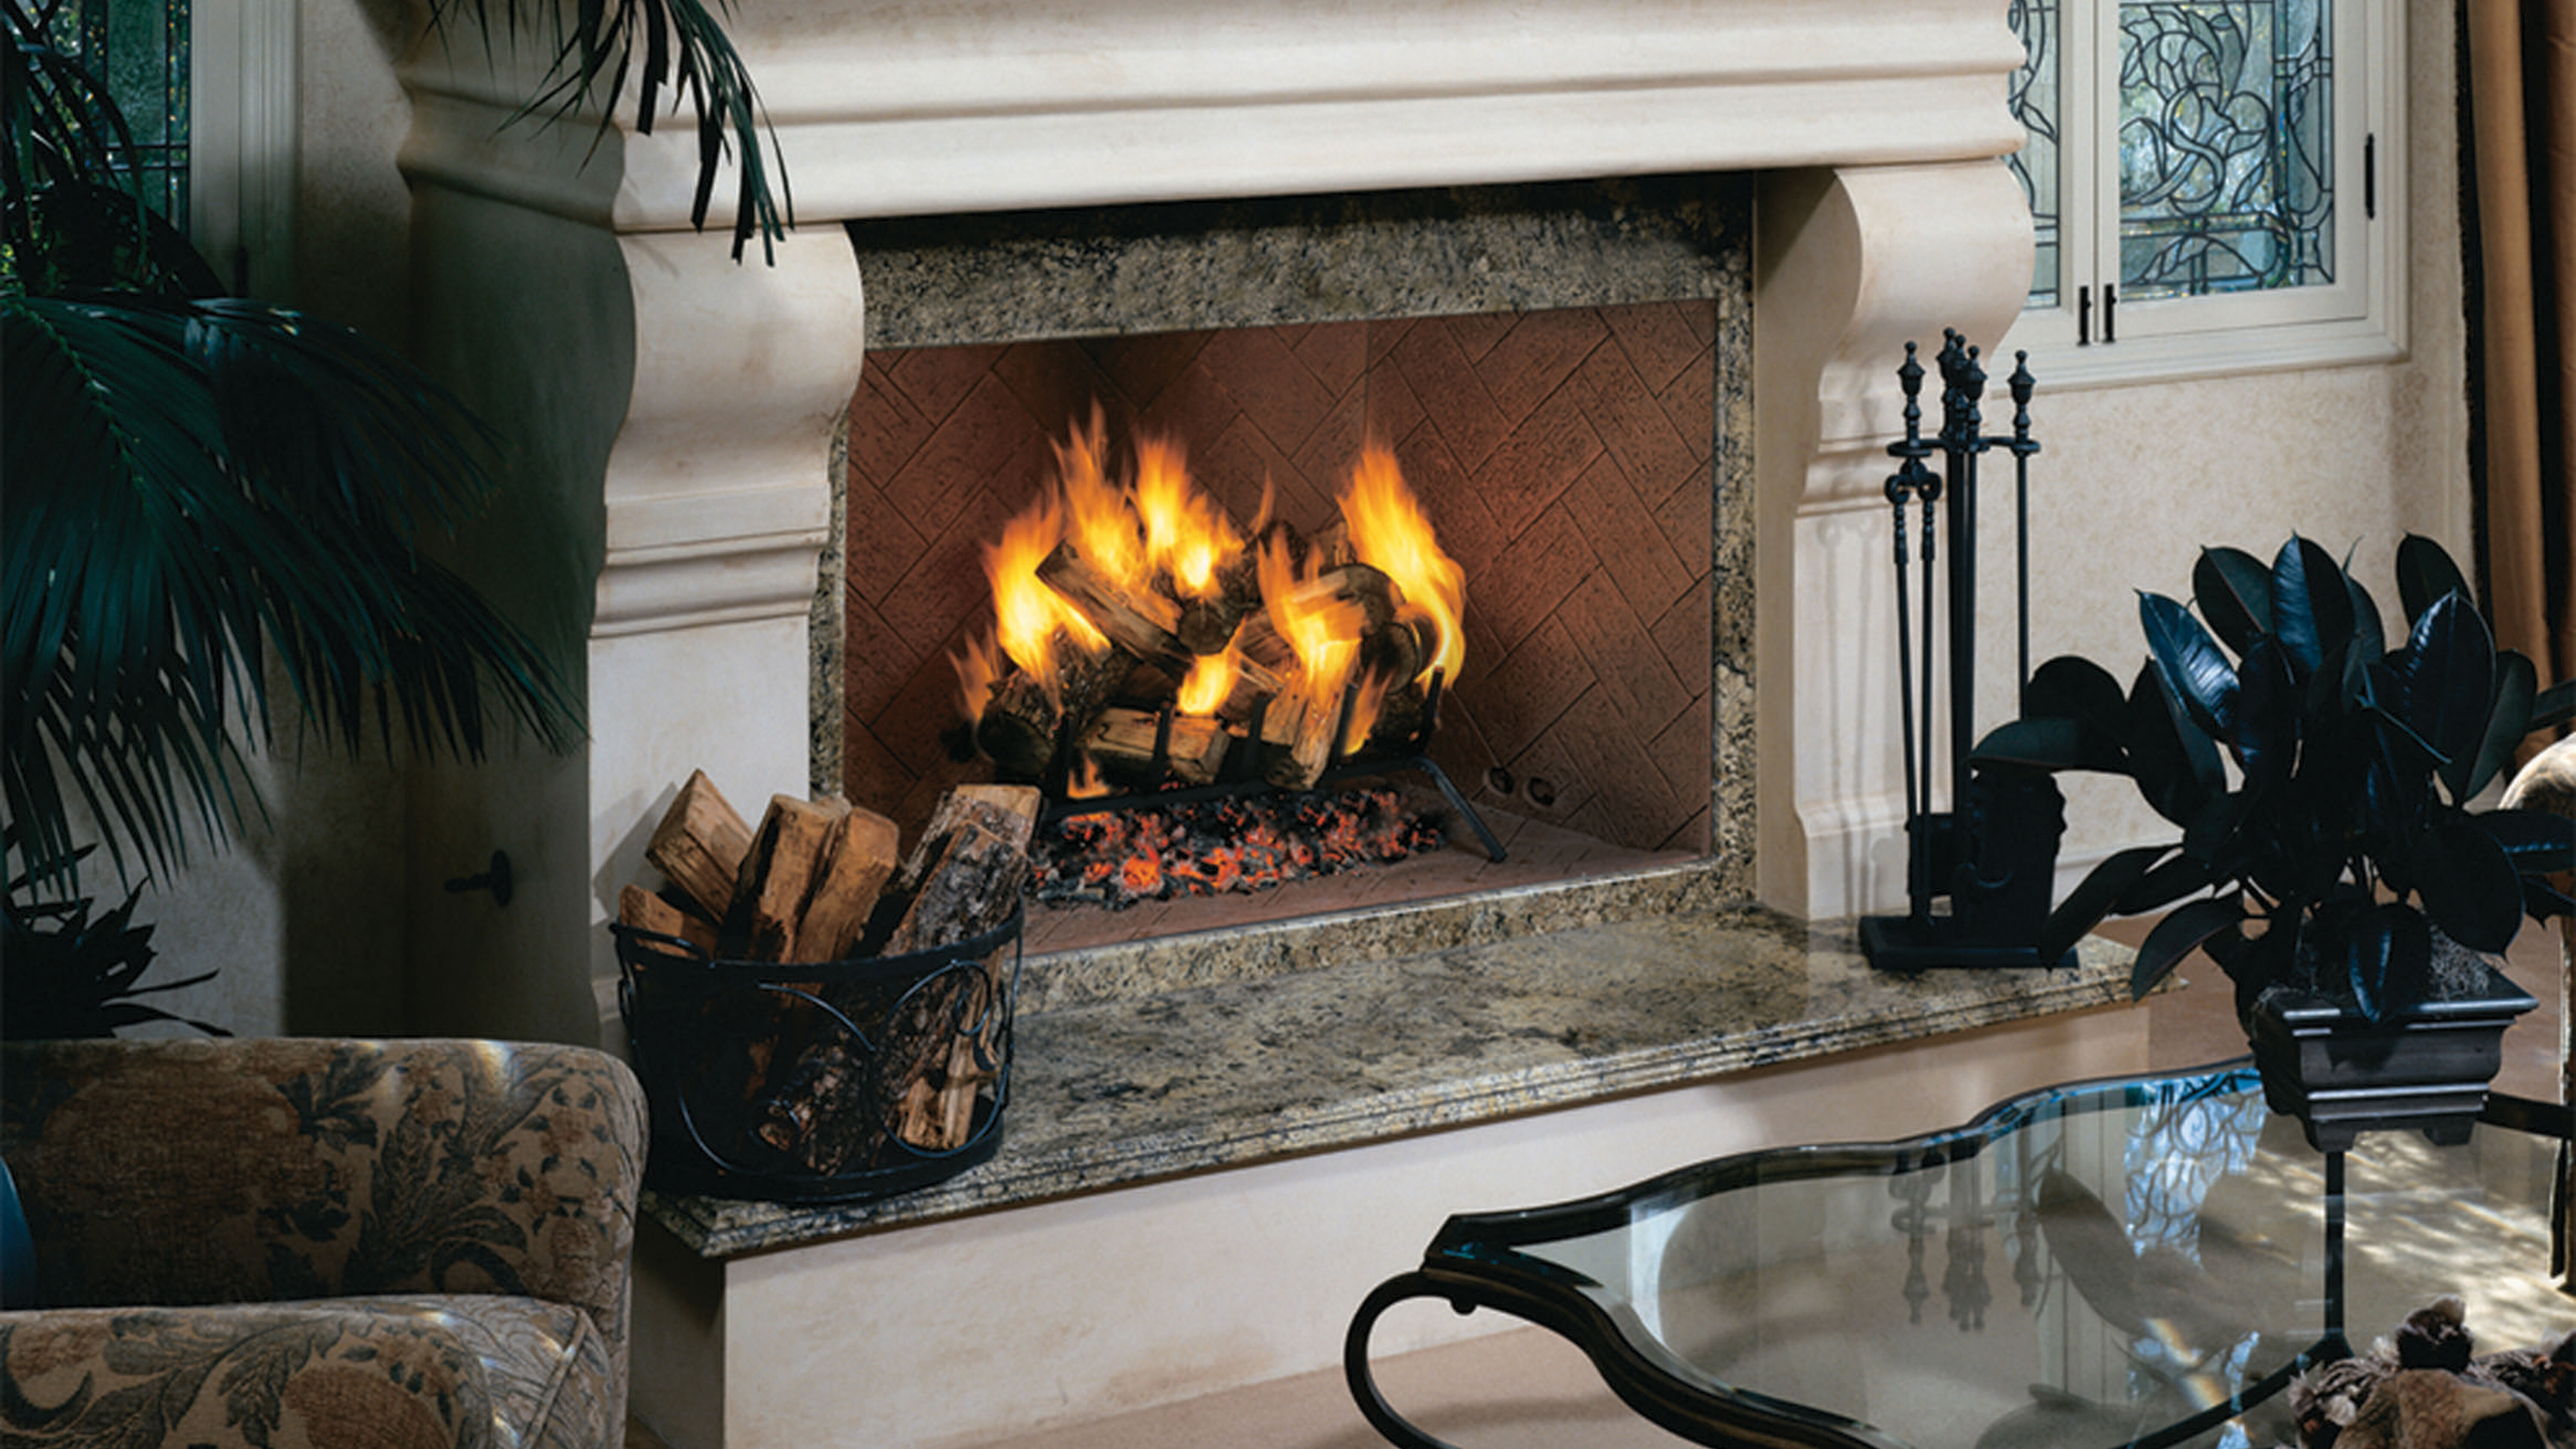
[1998, 0, 2408, 389]
[186, 0, 295, 298]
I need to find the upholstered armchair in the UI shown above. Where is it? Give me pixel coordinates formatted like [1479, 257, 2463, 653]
[2503, 735, 2576, 1291]
[0, 1036, 647, 1449]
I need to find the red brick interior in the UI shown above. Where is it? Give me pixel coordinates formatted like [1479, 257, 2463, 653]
[842, 301, 1716, 884]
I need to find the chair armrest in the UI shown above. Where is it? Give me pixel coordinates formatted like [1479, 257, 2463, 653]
[0, 1038, 644, 1356]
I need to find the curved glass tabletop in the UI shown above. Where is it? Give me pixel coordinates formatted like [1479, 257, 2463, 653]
[1348, 1063, 2574, 1449]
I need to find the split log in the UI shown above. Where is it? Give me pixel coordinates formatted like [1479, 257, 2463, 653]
[791, 805, 902, 963]
[757, 784, 1041, 1170]
[1233, 563, 1396, 675]
[644, 769, 755, 920]
[971, 639, 1127, 778]
[1176, 548, 1265, 655]
[734, 796, 851, 963]
[618, 884, 717, 954]
[1083, 707, 1230, 785]
[1036, 540, 1189, 670]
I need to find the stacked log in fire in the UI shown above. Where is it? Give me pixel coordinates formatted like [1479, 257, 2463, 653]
[958, 421, 1466, 799]
[616, 771, 1036, 1173]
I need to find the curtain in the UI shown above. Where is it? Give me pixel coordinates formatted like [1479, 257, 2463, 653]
[2464, 0, 2576, 715]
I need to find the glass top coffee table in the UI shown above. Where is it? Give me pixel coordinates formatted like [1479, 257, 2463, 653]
[1346, 1063, 2573, 1449]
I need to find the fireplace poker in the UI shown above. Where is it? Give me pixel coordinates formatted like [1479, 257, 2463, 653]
[2006, 352, 2040, 697]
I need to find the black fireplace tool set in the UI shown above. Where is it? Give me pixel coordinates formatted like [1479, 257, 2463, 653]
[1860, 331, 2071, 972]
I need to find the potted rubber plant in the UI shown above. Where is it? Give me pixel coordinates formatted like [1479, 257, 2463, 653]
[1977, 535, 2575, 1148]
[2, 0, 784, 1034]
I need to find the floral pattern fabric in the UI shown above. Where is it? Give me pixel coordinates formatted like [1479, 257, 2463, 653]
[0, 1038, 646, 1449]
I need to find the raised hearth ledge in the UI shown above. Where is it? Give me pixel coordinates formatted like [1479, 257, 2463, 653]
[646, 901, 2136, 1258]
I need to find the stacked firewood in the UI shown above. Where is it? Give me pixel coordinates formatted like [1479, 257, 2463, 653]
[616, 771, 1037, 1171]
[972, 519, 1438, 793]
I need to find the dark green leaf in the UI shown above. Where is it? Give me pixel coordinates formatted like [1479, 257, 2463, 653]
[2469, 808, 2576, 878]
[2023, 654, 2134, 742]
[2270, 535, 2354, 682]
[2192, 546, 2272, 657]
[2531, 679, 2576, 732]
[2468, 652, 2539, 801]
[2344, 567, 2388, 670]
[2345, 903, 2433, 1025]
[1973, 717, 2123, 774]
[2112, 852, 2218, 914]
[3, 294, 585, 893]
[2413, 815, 2525, 953]
[2126, 660, 2224, 828]
[2395, 533, 2473, 629]
[2038, 844, 2170, 967]
[2232, 637, 2297, 789]
[2380, 592, 2495, 800]
[2139, 591, 2237, 740]
[2130, 895, 2245, 999]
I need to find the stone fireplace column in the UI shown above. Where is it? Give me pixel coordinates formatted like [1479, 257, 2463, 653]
[1755, 162, 2039, 921]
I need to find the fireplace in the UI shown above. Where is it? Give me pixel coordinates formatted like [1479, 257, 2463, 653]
[392, 0, 2038, 1048]
[822, 178, 1752, 963]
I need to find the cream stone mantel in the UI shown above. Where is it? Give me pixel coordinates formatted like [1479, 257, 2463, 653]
[394, 0, 2035, 1044]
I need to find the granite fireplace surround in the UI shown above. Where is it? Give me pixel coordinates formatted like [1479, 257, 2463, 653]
[388, 6, 2132, 1445]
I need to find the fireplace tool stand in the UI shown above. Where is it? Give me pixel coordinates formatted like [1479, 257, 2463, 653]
[1860, 333, 2069, 972]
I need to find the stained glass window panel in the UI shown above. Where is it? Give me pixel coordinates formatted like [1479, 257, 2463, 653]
[2116, 0, 2333, 300]
[2007, 0, 2062, 309]
[43, 0, 191, 225]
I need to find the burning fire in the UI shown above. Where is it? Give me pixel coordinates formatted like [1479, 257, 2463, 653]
[956, 412, 1465, 796]
[1340, 443, 1465, 687]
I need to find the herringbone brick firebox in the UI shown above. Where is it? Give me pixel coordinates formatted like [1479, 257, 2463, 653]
[823, 177, 1751, 958]
[843, 304, 1715, 950]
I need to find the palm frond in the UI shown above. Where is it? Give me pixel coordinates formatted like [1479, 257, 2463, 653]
[4, 292, 586, 893]
[428, 0, 790, 261]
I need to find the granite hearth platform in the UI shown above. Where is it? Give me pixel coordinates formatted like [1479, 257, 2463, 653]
[629, 877, 2145, 1449]
[643, 879, 2135, 1258]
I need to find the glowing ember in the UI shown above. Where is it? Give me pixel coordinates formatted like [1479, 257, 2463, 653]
[1033, 788, 1447, 908]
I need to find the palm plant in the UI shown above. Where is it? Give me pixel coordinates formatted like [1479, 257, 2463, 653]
[3, 0, 787, 1030]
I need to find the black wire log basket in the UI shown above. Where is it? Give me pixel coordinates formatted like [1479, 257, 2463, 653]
[613, 907, 1023, 1203]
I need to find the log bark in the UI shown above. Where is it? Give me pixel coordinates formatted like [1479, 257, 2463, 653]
[972, 639, 1127, 778]
[644, 769, 755, 920]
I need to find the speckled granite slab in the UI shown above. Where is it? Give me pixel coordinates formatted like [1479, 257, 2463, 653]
[646, 905, 2137, 1258]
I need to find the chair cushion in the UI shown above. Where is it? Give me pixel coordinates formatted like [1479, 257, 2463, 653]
[0, 1293, 615, 1449]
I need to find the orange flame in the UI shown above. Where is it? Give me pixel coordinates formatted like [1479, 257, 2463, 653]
[986, 494, 1107, 693]
[1133, 435, 1241, 599]
[1340, 444, 1466, 686]
[1258, 531, 1367, 711]
[954, 632, 1005, 723]
[1066, 756, 1112, 799]
[1176, 648, 1240, 717]
[1056, 416, 1146, 587]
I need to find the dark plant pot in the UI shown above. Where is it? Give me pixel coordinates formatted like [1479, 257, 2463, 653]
[2247, 957, 2538, 1152]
